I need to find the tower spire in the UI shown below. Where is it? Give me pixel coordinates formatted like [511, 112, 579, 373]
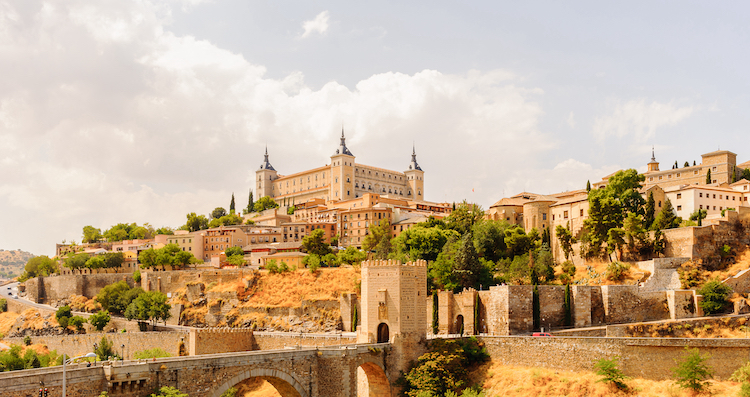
[333, 126, 353, 156]
[651, 146, 655, 162]
[260, 146, 275, 171]
[408, 144, 422, 171]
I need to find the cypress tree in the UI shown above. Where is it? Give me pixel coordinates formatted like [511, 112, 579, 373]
[432, 292, 439, 334]
[684, 161, 690, 168]
[533, 284, 541, 331]
[230, 193, 236, 213]
[474, 293, 481, 335]
[564, 283, 572, 327]
[352, 301, 358, 331]
[586, 180, 591, 192]
[693, 160, 696, 166]
[644, 192, 655, 229]
[247, 189, 254, 213]
[706, 169, 712, 184]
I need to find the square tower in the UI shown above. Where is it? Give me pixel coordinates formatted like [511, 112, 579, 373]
[357, 259, 427, 344]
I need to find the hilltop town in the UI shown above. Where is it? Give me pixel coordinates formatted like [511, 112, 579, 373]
[2, 137, 750, 397]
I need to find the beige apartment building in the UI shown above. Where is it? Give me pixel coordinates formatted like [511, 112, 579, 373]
[256, 131, 425, 206]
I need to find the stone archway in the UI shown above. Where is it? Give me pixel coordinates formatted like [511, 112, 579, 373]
[455, 315, 464, 335]
[377, 323, 389, 343]
[356, 360, 391, 397]
[210, 368, 307, 397]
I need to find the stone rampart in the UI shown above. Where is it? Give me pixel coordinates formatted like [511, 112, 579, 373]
[189, 328, 254, 355]
[4, 331, 188, 360]
[601, 286, 669, 324]
[252, 331, 357, 350]
[605, 314, 750, 337]
[23, 274, 135, 304]
[480, 335, 750, 381]
[141, 269, 254, 294]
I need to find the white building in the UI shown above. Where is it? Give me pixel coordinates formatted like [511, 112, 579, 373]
[664, 179, 750, 220]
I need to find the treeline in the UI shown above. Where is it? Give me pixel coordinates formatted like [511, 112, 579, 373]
[81, 223, 174, 244]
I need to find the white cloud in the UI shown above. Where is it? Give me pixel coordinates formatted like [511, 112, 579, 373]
[300, 11, 330, 38]
[0, 1, 556, 255]
[592, 99, 694, 143]
[566, 111, 576, 128]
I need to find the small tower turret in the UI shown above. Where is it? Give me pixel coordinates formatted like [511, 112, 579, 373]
[329, 128, 355, 201]
[647, 146, 660, 172]
[404, 144, 425, 200]
[256, 146, 278, 199]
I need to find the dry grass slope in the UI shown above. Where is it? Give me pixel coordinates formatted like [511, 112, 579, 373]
[475, 363, 743, 397]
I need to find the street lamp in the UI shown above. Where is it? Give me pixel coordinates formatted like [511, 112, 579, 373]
[62, 352, 96, 397]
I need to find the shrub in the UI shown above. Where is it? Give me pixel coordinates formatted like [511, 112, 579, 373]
[150, 386, 188, 397]
[89, 310, 111, 331]
[94, 336, 120, 361]
[605, 261, 630, 282]
[672, 347, 713, 393]
[731, 362, 750, 383]
[594, 356, 629, 390]
[220, 387, 237, 397]
[561, 260, 576, 277]
[133, 270, 141, 283]
[23, 336, 31, 346]
[55, 305, 72, 321]
[0, 298, 6, 312]
[402, 338, 488, 397]
[69, 316, 87, 332]
[741, 382, 750, 397]
[697, 279, 732, 315]
[266, 259, 279, 274]
[133, 348, 171, 359]
[57, 316, 69, 330]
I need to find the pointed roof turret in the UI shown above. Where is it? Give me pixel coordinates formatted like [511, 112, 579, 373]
[408, 143, 422, 171]
[259, 146, 276, 171]
[333, 127, 354, 156]
[650, 146, 656, 162]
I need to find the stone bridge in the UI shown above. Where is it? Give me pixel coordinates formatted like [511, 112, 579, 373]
[0, 343, 394, 397]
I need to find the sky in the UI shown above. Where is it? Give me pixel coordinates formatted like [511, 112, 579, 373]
[1, 1, 749, 256]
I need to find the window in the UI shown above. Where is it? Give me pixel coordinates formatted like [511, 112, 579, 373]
[720, 195, 723, 199]
[563, 211, 569, 219]
[700, 205, 703, 209]
[658, 201, 662, 208]
[542, 213, 547, 221]
[677, 193, 681, 199]
[699, 192, 703, 198]
[580, 209, 584, 216]
[677, 205, 682, 211]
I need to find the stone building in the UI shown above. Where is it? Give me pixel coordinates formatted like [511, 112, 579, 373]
[256, 130, 425, 205]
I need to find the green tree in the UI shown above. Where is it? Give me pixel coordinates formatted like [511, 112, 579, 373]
[225, 246, 244, 257]
[689, 209, 708, 226]
[254, 196, 279, 212]
[652, 198, 680, 230]
[0, 299, 7, 313]
[586, 180, 591, 191]
[102, 252, 124, 268]
[504, 226, 532, 258]
[697, 279, 732, 314]
[594, 356, 629, 390]
[182, 212, 209, 232]
[445, 202, 484, 236]
[155, 227, 174, 235]
[85, 256, 106, 270]
[229, 193, 236, 214]
[672, 347, 713, 393]
[362, 219, 392, 259]
[743, 168, 750, 181]
[392, 225, 458, 262]
[64, 253, 90, 270]
[706, 169, 712, 184]
[82, 226, 103, 243]
[432, 292, 439, 334]
[133, 348, 171, 359]
[211, 207, 227, 219]
[555, 224, 576, 260]
[337, 246, 367, 265]
[55, 305, 72, 322]
[69, 316, 87, 332]
[125, 291, 171, 327]
[94, 336, 119, 361]
[208, 213, 244, 228]
[96, 281, 132, 314]
[302, 229, 332, 256]
[21, 255, 58, 280]
[472, 220, 509, 263]
[644, 191, 656, 229]
[89, 310, 111, 331]
[244, 189, 254, 214]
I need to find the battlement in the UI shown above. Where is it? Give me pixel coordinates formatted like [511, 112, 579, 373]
[361, 259, 428, 267]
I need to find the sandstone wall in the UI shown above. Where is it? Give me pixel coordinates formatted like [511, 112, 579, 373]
[601, 286, 669, 324]
[4, 331, 188, 360]
[189, 328, 254, 355]
[481, 336, 750, 381]
[251, 331, 357, 350]
[23, 274, 135, 304]
[141, 269, 253, 294]
[538, 285, 566, 330]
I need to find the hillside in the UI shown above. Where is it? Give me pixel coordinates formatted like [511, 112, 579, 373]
[0, 249, 34, 279]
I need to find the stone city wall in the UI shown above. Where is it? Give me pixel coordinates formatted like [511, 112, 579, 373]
[140, 269, 254, 294]
[663, 210, 750, 268]
[189, 328, 254, 355]
[23, 274, 135, 304]
[4, 331, 188, 360]
[480, 335, 750, 381]
[605, 314, 750, 337]
[251, 331, 357, 350]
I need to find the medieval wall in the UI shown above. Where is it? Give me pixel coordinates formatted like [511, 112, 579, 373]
[23, 274, 135, 304]
[481, 336, 750, 381]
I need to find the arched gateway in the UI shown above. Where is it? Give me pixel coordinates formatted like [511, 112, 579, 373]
[210, 368, 307, 397]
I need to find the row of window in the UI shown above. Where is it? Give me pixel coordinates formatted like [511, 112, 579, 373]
[696, 192, 742, 201]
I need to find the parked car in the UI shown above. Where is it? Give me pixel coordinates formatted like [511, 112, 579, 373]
[532, 332, 553, 337]
[12, 295, 18, 299]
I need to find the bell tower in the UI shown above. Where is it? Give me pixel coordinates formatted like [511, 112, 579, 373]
[329, 128, 355, 201]
[647, 146, 660, 172]
[256, 146, 278, 199]
[404, 145, 425, 200]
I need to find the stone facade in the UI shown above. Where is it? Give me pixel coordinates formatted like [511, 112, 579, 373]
[24, 274, 135, 304]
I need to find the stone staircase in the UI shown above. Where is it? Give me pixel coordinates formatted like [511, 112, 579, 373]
[638, 258, 690, 292]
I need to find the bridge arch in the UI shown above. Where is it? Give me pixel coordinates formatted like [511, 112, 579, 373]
[210, 368, 308, 397]
[355, 357, 391, 397]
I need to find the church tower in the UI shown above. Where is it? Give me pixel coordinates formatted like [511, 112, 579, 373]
[329, 129, 355, 201]
[404, 145, 424, 200]
[647, 146, 660, 172]
[256, 147, 278, 199]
